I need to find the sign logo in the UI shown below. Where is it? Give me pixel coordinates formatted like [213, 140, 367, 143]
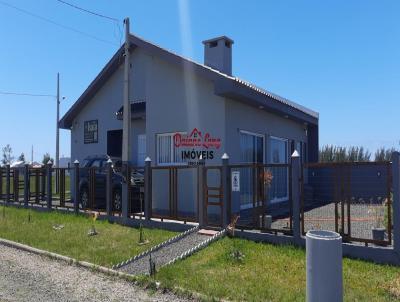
[174, 128, 222, 165]
[173, 128, 221, 149]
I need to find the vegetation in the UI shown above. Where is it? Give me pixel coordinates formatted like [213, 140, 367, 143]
[319, 145, 398, 162]
[18, 152, 25, 163]
[157, 237, 400, 301]
[375, 147, 397, 161]
[1, 144, 13, 165]
[0, 206, 177, 267]
[42, 152, 54, 165]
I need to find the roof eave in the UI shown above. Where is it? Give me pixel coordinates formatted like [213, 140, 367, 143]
[215, 77, 319, 126]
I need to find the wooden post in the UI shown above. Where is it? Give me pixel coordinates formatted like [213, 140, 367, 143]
[106, 159, 113, 219]
[73, 160, 80, 214]
[291, 151, 301, 244]
[144, 157, 152, 220]
[46, 161, 53, 209]
[24, 164, 29, 208]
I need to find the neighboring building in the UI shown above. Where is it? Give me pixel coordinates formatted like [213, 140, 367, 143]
[59, 157, 71, 168]
[60, 33, 319, 216]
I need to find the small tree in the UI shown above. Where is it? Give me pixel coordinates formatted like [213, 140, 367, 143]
[1, 144, 14, 165]
[42, 153, 54, 165]
[18, 153, 25, 163]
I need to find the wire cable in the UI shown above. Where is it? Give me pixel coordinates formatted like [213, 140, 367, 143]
[0, 0, 118, 46]
[55, 0, 119, 22]
[0, 91, 56, 98]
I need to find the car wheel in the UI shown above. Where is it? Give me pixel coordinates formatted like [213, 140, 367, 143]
[80, 187, 89, 209]
[113, 190, 122, 211]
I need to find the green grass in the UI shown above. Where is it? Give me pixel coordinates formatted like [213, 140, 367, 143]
[0, 206, 177, 267]
[157, 237, 400, 301]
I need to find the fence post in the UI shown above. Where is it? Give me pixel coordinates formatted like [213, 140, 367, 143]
[392, 152, 400, 253]
[221, 153, 230, 227]
[291, 150, 301, 244]
[24, 164, 29, 208]
[73, 160, 80, 214]
[41, 165, 46, 201]
[144, 157, 152, 220]
[198, 157, 206, 227]
[5, 164, 10, 204]
[106, 159, 113, 219]
[121, 163, 129, 221]
[46, 160, 53, 209]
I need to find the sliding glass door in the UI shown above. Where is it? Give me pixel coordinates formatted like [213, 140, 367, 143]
[239, 131, 264, 208]
[269, 136, 289, 202]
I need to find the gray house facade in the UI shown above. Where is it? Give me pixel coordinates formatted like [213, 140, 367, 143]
[60, 33, 319, 216]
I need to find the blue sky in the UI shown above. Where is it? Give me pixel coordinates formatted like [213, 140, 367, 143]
[0, 0, 399, 161]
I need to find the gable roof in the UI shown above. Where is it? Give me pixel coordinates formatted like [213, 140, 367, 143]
[60, 34, 318, 129]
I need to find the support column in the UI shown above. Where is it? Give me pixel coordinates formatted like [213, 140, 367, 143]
[392, 152, 400, 253]
[221, 153, 230, 227]
[291, 150, 301, 244]
[46, 161, 53, 209]
[5, 164, 10, 204]
[73, 160, 80, 214]
[106, 159, 113, 219]
[144, 157, 152, 220]
[24, 164, 29, 208]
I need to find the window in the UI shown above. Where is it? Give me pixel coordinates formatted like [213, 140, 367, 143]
[156, 132, 186, 165]
[240, 131, 264, 164]
[269, 136, 289, 203]
[137, 134, 146, 167]
[84, 120, 98, 144]
[239, 131, 264, 208]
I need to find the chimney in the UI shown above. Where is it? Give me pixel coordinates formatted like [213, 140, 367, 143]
[202, 36, 234, 76]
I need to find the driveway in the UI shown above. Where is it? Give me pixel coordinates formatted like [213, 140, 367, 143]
[0, 244, 191, 302]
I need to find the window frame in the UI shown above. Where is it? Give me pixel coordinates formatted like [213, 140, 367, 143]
[156, 132, 187, 166]
[239, 130, 265, 164]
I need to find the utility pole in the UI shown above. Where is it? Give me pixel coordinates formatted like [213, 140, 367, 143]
[56, 72, 60, 169]
[121, 17, 131, 219]
[31, 145, 33, 163]
[55, 72, 60, 193]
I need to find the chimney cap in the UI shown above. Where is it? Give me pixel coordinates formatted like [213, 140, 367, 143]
[202, 36, 234, 45]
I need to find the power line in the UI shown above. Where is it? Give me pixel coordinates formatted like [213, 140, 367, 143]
[0, 0, 118, 46]
[55, 0, 123, 45]
[55, 0, 119, 22]
[0, 91, 56, 98]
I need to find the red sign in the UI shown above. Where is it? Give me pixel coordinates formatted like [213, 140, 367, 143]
[173, 128, 221, 149]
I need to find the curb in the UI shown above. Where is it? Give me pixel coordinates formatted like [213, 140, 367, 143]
[112, 225, 200, 270]
[0, 238, 136, 281]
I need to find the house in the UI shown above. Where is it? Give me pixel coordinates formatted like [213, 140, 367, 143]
[59, 33, 319, 217]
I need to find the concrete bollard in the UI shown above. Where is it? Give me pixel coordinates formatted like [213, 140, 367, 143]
[306, 230, 343, 302]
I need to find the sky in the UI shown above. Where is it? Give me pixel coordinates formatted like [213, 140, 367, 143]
[0, 0, 399, 162]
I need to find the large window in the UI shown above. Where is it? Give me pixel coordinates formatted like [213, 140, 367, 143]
[269, 136, 289, 202]
[156, 132, 186, 165]
[239, 131, 264, 208]
[240, 131, 264, 163]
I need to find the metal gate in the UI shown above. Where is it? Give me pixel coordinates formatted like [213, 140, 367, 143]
[203, 166, 224, 227]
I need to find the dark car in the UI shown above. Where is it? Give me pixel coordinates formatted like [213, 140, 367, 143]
[78, 155, 144, 212]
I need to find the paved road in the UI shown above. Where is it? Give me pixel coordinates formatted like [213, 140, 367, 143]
[0, 244, 191, 302]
